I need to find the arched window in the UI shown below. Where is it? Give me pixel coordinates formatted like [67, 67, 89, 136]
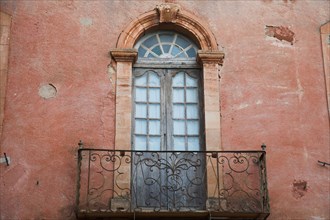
[135, 31, 198, 59]
[132, 31, 203, 151]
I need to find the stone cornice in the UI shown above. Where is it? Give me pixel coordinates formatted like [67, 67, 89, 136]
[197, 50, 225, 65]
[110, 49, 138, 63]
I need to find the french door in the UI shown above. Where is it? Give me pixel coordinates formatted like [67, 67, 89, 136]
[131, 68, 206, 211]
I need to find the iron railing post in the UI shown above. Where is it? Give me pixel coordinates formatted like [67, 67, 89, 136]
[75, 141, 83, 217]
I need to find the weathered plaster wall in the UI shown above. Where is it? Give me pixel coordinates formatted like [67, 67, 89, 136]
[0, 0, 329, 219]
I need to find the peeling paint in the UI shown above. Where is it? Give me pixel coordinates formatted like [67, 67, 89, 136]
[237, 103, 249, 110]
[292, 180, 308, 199]
[80, 17, 93, 26]
[265, 25, 295, 45]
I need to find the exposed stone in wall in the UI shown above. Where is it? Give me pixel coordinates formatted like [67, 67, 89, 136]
[38, 84, 57, 99]
[265, 25, 295, 44]
[107, 63, 116, 94]
[292, 180, 308, 199]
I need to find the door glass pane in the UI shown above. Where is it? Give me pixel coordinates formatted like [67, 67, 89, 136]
[149, 136, 161, 151]
[149, 72, 160, 86]
[187, 137, 199, 151]
[186, 104, 199, 119]
[135, 119, 147, 134]
[173, 120, 185, 135]
[173, 88, 184, 103]
[186, 88, 198, 103]
[135, 103, 147, 118]
[172, 72, 184, 87]
[149, 88, 160, 102]
[135, 74, 147, 86]
[173, 137, 185, 150]
[135, 136, 147, 150]
[187, 120, 199, 135]
[173, 104, 185, 119]
[149, 120, 160, 135]
[136, 87, 147, 102]
[186, 75, 197, 87]
[149, 104, 160, 119]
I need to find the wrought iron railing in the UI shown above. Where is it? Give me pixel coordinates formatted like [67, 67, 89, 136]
[75, 145, 269, 219]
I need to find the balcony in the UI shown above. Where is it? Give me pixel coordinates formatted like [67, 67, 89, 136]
[75, 146, 270, 219]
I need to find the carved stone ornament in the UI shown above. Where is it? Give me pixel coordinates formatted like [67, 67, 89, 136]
[156, 3, 181, 23]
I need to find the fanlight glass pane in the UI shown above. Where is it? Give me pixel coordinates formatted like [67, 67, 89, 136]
[159, 34, 174, 43]
[151, 46, 162, 56]
[176, 36, 190, 48]
[143, 35, 158, 48]
[171, 45, 182, 57]
[162, 45, 171, 53]
[135, 31, 198, 59]
[186, 47, 197, 58]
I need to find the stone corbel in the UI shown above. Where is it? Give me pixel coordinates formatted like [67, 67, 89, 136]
[110, 48, 138, 63]
[156, 3, 181, 23]
[197, 50, 225, 65]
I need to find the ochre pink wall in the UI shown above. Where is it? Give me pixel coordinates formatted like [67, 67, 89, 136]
[0, 1, 329, 219]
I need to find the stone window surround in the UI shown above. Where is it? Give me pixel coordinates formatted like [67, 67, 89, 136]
[110, 4, 225, 153]
[320, 21, 330, 117]
[0, 11, 12, 148]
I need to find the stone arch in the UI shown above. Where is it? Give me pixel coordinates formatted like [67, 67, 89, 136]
[116, 4, 219, 51]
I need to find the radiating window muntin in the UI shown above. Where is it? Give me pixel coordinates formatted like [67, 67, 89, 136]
[134, 31, 198, 59]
